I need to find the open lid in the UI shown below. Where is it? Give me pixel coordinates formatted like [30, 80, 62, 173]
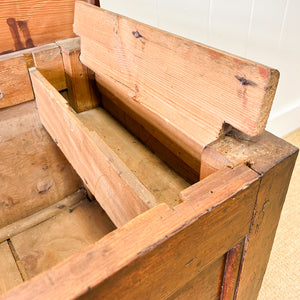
[74, 1, 279, 150]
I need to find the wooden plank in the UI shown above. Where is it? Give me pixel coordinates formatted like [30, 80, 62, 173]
[0, 189, 85, 243]
[0, 101, 82, 228]
[32, 43, 67, 91]
[235, 147, 298, 299]
[167, 255, 226, 300]
[30, 68, 157, 227]
[0, 0, 76, 54]
[0, 56, 34, 109]
[0, 242, 23, 294]
[220, 240, 245, 300]
[101, 92, 199, 183]
[1, 165, 260, 300]
[56, 37, 101, 112]
[199, 129, 298, 298]
[74, 2, 279, 148]
[78, 107, 190, 207]
[11, 197, 115, 280]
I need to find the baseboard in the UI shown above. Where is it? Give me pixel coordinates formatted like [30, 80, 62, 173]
[267, 101, 300, 137]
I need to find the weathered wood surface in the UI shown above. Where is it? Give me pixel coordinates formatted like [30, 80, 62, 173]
[11, 197, 115, 280]
[0, 242, 23, 294]
[167, 255, 226, 300]
[0, 55, 34, 109]
[235, 144, 298, 299]
[0, 101, 82, 228]
[32, 43, 67, 91]
[56, 37, 101, 112]
[74, 2, 279, 155]
[30, 69, 157, 227]
[1, 164, 260, 299]
[0, 189, 85, 243]
[0, 0, 76, 54]
[220, 240, 244, 300]
[101, 91, 200, 183]
[0, 41, 69, 109]
[200, 129, 298, 299]
[78, 107, 189, 207]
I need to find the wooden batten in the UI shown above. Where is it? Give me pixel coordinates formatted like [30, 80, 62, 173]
[29, 68, 157, 227]
[74, 2, 279, 161]
[56, 37, 101, 112]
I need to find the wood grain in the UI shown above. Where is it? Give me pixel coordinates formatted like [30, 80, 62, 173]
[1, 165, 260, 300]
[56, 37, 101, 112]
[32, 43, 67, 91]
[0, 101, 82, 228]
[74, 2, 279, 150]
[167, 255, 226, 300]
[30, 69, 157, 227]
[0, 242, 23, 294]
[78, 107, 190, 207]
[235, 146, 298, 299]
[100, 91, 200, 183]
[0, 189, 86, 243]
[11, 197, 115, 280]
[0, 0, 76, 54]
[220, 240, 244, 300]
[199, 129, 298, 298]
[0, 55, 34, 109]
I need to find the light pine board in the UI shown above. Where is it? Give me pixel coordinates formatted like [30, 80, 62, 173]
[11, 198, 115, 279]
[75, 2, 279, 152]
[0, 241, 23, 294]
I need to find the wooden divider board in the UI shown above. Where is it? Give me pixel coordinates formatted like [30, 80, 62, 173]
[30, 68, 157, 227]
[74, 2, 279, 154]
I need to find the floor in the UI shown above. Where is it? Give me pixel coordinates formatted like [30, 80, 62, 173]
[258, 128, 300, 299]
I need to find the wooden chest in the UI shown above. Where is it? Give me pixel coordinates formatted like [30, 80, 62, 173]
[0, 2, 298, 299]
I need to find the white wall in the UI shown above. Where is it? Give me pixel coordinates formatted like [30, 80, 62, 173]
[101, 0, 300, 137]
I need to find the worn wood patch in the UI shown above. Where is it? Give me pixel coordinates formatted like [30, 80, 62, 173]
[0, 56, 34, 108]
[0, 101, 82, 228]
[0, 0, 76, 54]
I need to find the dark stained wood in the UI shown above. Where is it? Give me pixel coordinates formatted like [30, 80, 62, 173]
[167, 255, 226, 300]
[199, 129, 298, 299]
[1, 165, 260, 299]
[0, 101, 82, 228]
[235, 147, 298, 300]
[220, 240, 244, 300]
[56, 37, 101, 112]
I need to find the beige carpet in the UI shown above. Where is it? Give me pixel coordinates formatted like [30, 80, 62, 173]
[258, 129, 300, 299]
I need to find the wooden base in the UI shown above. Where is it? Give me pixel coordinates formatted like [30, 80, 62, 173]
[0, 191, 115, 292]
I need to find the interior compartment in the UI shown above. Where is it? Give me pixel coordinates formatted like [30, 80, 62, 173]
[0, 71, 197, 294]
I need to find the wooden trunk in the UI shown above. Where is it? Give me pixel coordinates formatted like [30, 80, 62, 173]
[0, 2, 298, 300]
